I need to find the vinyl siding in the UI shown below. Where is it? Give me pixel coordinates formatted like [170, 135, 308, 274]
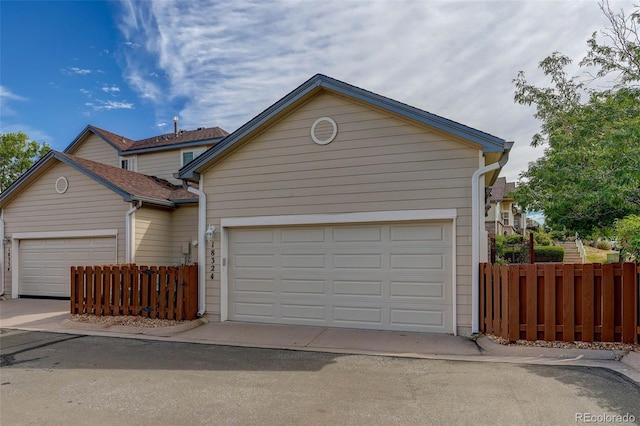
[134, 207, 172, 265]
[202, 91, 480, 333]
[136, 149, 182, 184]
[171, 205, 198, 265]
[69, 134, 119, 167]
[2, 161, 128, 297]
[136, 146, 213, 184]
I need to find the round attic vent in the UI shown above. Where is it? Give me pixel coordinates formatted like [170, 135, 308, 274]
[311, 117, 338, 145]
[55, 176, 69, 194]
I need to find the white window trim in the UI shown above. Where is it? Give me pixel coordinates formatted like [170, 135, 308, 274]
[219, 209, 457, 334]
[11, 229, 118, 299]
[180, 147, 207, 167]
[119, 155, 137, 171]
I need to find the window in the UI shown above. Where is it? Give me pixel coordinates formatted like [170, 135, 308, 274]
[502, 211, 510, 226]
[181, 148, 206, 166]
[120, 156, 137, 171]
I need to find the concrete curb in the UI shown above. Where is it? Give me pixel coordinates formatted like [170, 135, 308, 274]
[60, 317, 208, 337]
[475, 335, 626, 361]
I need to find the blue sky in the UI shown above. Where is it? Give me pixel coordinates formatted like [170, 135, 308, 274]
[1, 0, 633, 185]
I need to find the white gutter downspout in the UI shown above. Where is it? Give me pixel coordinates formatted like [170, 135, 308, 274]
[125, 201, 142, 263]
[471, 146, 511, 334]
[186, 177, 206, 317]
[0, 209, 5, 296]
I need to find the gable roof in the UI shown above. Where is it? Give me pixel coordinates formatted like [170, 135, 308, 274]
[489, 177, 517, 202]
[179, 74, 509, 180]
[0, 151, 196, 208]
[64, 125, 229, 156]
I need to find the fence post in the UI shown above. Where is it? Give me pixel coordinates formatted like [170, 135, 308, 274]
[621, 262, 638, 343]
[529, 233, 535, 264]
[562, 264, 575, 342]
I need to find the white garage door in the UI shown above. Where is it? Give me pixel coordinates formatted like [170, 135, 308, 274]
[19, 237, 117, 298]
[228, 222, 453, 333]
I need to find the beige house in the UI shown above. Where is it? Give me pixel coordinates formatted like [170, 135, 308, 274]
[0, 125, 227, 299]
[485, 177, 522, 236]
[1, 74, 512, 336]
[178, 74, 512, 336]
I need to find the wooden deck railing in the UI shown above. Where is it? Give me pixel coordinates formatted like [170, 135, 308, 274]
[70, 264, 198, 321]
[480, 262, 639, 344]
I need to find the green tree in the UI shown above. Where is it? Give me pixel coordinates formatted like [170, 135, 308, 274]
[1, 132, 51, 192]
[614, 214, 640, 260]
[511, 1, 640, 236]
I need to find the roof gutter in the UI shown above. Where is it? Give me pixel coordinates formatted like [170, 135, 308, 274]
[0, 209, 4, 296]
[125, 201, 142, 263]
[185, 179, 207, 317]
[471, 142, 512, 334]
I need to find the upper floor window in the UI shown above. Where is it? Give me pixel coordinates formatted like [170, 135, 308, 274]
[502, 211, 510, 226]
[181, 148, 207, 167]
[120, 156, 137, 171]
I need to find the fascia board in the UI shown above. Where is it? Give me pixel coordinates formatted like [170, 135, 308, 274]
[123, 137, 224, 155]
[179, 74, 507, 179]
[0, 150, 57, 205]
[179, 77, 322, 179]
[63, 125, 125, 155]
[52, 152, 134, 201]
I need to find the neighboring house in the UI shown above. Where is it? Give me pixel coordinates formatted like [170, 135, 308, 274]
[1, 74, 512, 337]
[178, 74, 512, 336]
[485, 177, 522, 236]
[0, 124, 228, 299]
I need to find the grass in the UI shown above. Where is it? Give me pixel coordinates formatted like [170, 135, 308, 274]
[584, 245, 618, 263]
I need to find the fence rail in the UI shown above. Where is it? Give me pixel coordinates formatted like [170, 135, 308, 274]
[480, 262, 639, 344]
[70, 264, 198, 321]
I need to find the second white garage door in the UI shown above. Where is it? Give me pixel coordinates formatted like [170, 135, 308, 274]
[19, 236, 117, 298]
[228, 222, 453, 333]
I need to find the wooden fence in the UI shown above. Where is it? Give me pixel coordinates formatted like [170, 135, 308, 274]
[480, 262, 639, 344]
[70, 264, 198, 321]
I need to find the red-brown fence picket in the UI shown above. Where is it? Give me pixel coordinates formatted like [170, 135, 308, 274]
[70, 264, 198, 321]
[480, 262, 639, 344]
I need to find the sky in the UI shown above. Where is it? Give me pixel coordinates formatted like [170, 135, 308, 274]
[0, 0, 633, 186]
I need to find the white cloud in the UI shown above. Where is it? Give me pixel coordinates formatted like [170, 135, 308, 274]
[0, 85, 28, 116]
[62, 67, 94, 76]
[85, 100, 134, 111]
[101, 85, 121, 93]
[1, 123, 52, 144]
[115, 0, 617, 181]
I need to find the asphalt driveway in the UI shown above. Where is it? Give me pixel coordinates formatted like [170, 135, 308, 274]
[1, 329, 639, 425]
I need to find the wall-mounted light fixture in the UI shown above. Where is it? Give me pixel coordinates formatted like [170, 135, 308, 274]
[205, 225, 216, 242]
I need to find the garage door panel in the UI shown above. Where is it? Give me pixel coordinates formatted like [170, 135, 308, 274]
[234, 278, 275, 294]
[333, 306, 383, 325]
[390, 225, 447, 242]
[281, 303, 326, 321]
[333, 280, 382, 296]
[332, 227, 382, 242]
[281, 279, 326, 295]
[282, 228, 326, 243]
[333, 254, 382, 270]
[282, 254, 326, 269]
[390, 309, 445, 328]
[234, 254, 275, 269]
[389, 280, 445, 300]
[233, 301, 275, 319]
[389, 253, 445, 271]
[19, 236, 116, 298]
[229, 222, 453, 333]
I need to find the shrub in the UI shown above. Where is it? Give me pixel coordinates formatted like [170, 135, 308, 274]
[505, 234, 523, 244]
[549, 229, 568, 242]
[533, 246, 564, 262]
[533, 232, 553, 246]
[596, 240, 612, 250]
[614, 214, 640, 260]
